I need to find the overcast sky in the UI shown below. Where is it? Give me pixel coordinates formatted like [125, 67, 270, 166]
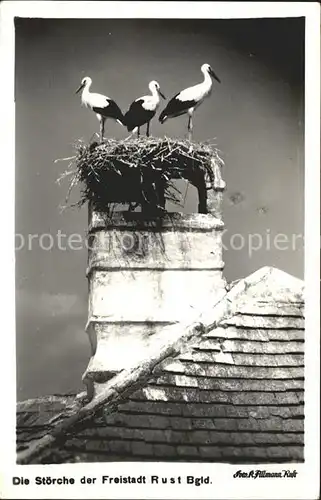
[15, 17, 304, 400]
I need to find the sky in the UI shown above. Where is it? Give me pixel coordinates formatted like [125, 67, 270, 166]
[15, 17, 305, 400]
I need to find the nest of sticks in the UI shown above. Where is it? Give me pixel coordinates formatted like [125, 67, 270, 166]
[57, 137, 224, 214]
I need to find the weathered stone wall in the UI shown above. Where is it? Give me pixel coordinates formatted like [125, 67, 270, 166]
[83, 208, 227, 394]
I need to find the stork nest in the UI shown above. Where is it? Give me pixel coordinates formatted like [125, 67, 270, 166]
[57, 136, 224, 214]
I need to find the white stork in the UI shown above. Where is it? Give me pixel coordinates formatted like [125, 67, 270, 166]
[124, 80, 166, 137]
[75, 76, 125, 142]
[159, 63, 221, 140]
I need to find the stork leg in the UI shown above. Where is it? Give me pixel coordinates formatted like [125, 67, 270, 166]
[137, 127, 140, 138]
[146, 121, 150, 137]
[187, 112, 193, 141]
[99, 118, 106, 143]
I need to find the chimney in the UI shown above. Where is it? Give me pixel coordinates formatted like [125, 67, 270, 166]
[82, 153, 226, 400]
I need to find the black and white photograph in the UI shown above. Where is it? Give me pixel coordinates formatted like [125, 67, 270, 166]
[0, 1, 319, 499]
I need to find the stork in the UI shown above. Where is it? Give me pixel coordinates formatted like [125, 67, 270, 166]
[75, 76, 125, 142]
[124, 80, 166, 137]
[159, 63, 221, 140]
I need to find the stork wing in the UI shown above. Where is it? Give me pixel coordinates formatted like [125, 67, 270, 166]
[93, 99, 125, 124]
[124, 98, 155, 131]
[89, 92, 110, 109]
[159, 92, 196, 122]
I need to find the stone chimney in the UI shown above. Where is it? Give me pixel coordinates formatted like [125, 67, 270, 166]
[82, 158, 226, 400]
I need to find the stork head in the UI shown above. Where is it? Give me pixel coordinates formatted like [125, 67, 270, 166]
[75, 76, 92, 94]
[201, 63, 221, 84]
[149, 80, 166, 99]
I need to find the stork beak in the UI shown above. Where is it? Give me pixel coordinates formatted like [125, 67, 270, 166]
[209, 67, 221, 84]
[75, 82, 85, 94]
[159, 90, 166, 99]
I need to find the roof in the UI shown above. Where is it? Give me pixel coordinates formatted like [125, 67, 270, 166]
[16, 266, 304, 464]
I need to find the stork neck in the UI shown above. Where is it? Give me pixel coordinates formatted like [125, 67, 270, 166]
[150, 86, 159, 100]
[83, 81, 92, 97]
[202, 69, 212, 87]
[81, 82, 92, 105]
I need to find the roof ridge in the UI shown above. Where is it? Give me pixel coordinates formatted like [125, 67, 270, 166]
[16, 394, 81, 412]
